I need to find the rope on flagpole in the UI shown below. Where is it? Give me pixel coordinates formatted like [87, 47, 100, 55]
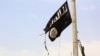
[58, 36, 61, 56]
[44, 34, 49, 56]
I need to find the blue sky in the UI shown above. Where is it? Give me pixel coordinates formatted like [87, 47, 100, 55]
[0, 0, 100, 56]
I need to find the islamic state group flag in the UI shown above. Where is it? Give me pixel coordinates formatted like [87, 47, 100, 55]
[44, 1, 72, 41]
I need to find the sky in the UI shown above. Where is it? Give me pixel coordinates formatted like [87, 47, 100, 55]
[0, 0, 100, 56]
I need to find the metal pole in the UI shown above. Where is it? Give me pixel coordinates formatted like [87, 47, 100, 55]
[71, 0, 78, 56]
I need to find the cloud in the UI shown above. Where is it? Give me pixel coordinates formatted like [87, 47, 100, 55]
[0, 40, 100, 56]
[0, 47, 37, 56]
[47, 40, 100, 56]
[84, 41, 100, 56]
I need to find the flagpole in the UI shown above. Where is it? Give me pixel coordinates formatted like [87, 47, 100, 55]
[71, 0, 78, 56]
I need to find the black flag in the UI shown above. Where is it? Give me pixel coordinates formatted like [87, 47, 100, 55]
[44, 1, 72, 41]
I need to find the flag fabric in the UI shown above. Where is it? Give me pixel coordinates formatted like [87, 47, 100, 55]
[44, 1, 72, 41]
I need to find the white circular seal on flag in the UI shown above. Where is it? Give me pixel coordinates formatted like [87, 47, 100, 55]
[49, 27, 58, 38]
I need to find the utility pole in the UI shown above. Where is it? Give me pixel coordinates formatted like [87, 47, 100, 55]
[71, 0, 78, 56]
